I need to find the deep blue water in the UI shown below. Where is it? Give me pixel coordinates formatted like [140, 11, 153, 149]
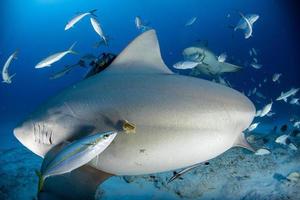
[0, 0, 300, 199]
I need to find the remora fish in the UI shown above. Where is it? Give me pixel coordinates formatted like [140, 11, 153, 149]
[276, 88, 300, 102]
[14, 30, 255, 199]
[36, 131, 117, 192]
[167, 163, 202, 183]
[238, 12, 253, 39]
[65, 9, 97, 30]
[2, 51, 17, 84]
[185, 17, 197, 26]
[35, 42, 77, 69]
[49, 65, 76, 80]
[173, 61, 199, 69]
[90, 17, 107, 45]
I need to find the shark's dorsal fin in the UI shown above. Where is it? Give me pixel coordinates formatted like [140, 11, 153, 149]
[102, 30, 173, 74]
[233, 132, 255, 152]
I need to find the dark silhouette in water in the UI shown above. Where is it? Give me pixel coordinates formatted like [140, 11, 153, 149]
[84, 53, 116, 79]
[280, 124, 288, 132]
[291, 129, 300, 137]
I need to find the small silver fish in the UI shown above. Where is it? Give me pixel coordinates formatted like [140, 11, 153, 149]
[36, 131, 117, 192]
[90, 17, 107, 45]
[255, 148, 270, 155]
[65, 9, 97, 30]
[35, 42, 78, 69]
[251, 63, 262, 69]
[185, 17, 197, 26]
[2, 51, 17, 84]
[173, 61, 199, 70]
[217, 52, 227, 63]
[248, 122, 260, 131]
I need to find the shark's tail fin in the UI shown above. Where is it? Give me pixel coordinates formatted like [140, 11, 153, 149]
[68, 42, 78, 55]
[35, 170, 45, 194]
[89, 9, 97, 17]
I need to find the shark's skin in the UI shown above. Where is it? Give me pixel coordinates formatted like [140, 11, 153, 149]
[14, 30, 255, 198]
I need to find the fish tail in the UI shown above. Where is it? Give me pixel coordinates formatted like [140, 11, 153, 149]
[35, 170, 45, 194]
[13, 50, 19, 59]
[68, 42, 78, 55]
[89, 9, 97, 17]
[103, 36, 109, 46]
[9, 73, 16, 80]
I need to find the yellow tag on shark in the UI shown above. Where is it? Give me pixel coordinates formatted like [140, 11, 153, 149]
[122, 120, 136, 134]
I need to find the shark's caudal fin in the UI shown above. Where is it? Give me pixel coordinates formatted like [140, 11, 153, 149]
[233, 132, 255, 152]
[101, 30, 173, 75]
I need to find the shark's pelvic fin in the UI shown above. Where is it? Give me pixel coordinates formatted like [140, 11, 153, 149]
[102, 30, 173, 75]
[38, 165, 113, 200]
[233, 132, 255, 152]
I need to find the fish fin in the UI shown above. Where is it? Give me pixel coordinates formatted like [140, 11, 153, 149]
[233, 132, 255, 152]
[101, 29, 173, 75]
[89, 9, 97, 17]
[38, 165, 113, 200]
[219, 62, 242, 73]
[68, 42, 78, 55]
[35, 170, 45, 194]
[283, 97, 288, 102]
[9, 73, 16, 80]
[13, 50, 18, 59]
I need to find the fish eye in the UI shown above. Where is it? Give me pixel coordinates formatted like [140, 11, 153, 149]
[103, 134, 109, 139]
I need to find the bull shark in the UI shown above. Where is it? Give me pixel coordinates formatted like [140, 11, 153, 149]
[14, 30, 255, 199]
[183, 46, 242, 76]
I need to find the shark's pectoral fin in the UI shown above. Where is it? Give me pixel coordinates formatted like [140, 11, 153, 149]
[233, 132, 255, 152]
[38, 165, 113, 200]
[101, 30, 173, 75]
[219, 62, 242, 73]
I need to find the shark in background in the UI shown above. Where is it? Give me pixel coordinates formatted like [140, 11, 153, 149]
[182, 45, 242, 76]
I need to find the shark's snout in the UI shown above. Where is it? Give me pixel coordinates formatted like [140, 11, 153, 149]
[13, 126, 23, 143]
[13, 123, 32, 148]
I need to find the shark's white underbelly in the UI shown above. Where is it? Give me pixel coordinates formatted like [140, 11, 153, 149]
[62, 74, 255, 175]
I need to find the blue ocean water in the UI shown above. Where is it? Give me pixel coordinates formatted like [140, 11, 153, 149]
[0, 0, 300, 199]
